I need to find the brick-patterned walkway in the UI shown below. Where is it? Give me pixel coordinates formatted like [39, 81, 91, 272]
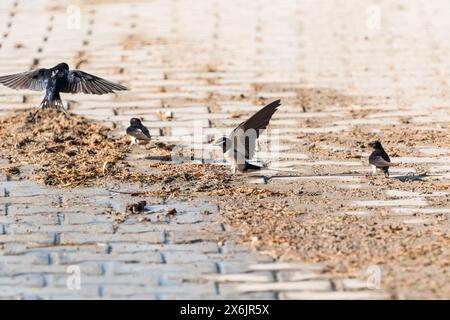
[0, 0, 449, 299]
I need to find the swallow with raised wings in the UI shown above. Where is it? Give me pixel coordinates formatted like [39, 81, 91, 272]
[0, 63, 127, 118]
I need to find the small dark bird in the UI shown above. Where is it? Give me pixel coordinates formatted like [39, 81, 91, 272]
[126, 118, 151, 146]
[0, 63, 127, 117]
[213, 99, 281, 174]
[368, 140, 391, 177]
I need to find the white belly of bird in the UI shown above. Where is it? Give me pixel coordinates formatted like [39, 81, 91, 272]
[130, 136, 150, 146]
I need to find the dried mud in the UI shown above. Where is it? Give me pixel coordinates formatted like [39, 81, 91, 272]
[0, 109, 448, 299]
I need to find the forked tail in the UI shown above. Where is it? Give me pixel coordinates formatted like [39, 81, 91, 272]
[244, 161, 263, 171]
[30, 96, 68, 122]
[39, 97, 67, 114]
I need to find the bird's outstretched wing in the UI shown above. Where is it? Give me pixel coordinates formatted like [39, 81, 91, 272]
[369, 156, 391, 168]
[61, 70, 128, 95]
[229, 99, 281, 160]
[0, 68, 49, 91]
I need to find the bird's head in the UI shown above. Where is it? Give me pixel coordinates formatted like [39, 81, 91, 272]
[130, 118, 143, 126]
[213, 136, 232, 152]
[368, 140, 382, 150]
[56, 62, 69, 70]
[52, 63, 69, 77]
[56, 63, 69, 71]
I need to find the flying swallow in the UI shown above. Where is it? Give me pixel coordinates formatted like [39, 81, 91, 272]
[0, 63, 127, 118]
[214, 99, 281, 174]
[368, 140, 391, 177]
[126, 118, 151, 146]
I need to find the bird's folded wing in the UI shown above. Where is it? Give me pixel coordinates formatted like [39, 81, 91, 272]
[139, 125, 151, 139]
[229, 99, 281, 160]
[0, 68, 49, 91]
[128, 128, 151, 140]
[370, 156, 391, 167]
[61, 70, 128, 95]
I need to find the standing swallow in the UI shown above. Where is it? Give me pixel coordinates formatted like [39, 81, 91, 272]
[368, 140, 391, 177]
[214, 99, 281, 174]
[0, 63, 127, 117]
[126, 118, 151, 146]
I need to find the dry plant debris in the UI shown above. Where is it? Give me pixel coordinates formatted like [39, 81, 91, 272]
[0, 110, 165, 187]
[126, 200, 147, 213]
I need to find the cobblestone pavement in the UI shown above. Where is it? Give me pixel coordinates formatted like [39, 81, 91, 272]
[0, 0, 449, 299]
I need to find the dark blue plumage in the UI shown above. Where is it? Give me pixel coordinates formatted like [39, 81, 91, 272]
[368, 140, 391, 177]
[126, 118, 151, 146]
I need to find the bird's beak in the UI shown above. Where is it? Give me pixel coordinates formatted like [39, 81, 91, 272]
[212, 139, 222, 147]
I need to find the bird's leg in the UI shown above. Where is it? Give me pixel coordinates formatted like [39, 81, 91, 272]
[60, 107, 69, 118]
[130, 137, 137, 147]
[29, 107, 41, 123]
[30, 110, 38, 122]
[384, 169, 389, 178]
[30, 99, 47, 122]
[56, 99, 70, 118]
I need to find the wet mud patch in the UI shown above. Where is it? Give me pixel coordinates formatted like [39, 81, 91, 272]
[296, 126, 449, 161]
[219, 161, 449, 299]
[251, 85, 364, 113]
[222, 193, 450, 299]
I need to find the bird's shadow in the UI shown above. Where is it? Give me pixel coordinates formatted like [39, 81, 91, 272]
[390, 172, 434, 182]
[143, 156, 227, 164]
[251, 172, 438, 183]
[248, 172, 365, 182]
[144, 155, 172, 161]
